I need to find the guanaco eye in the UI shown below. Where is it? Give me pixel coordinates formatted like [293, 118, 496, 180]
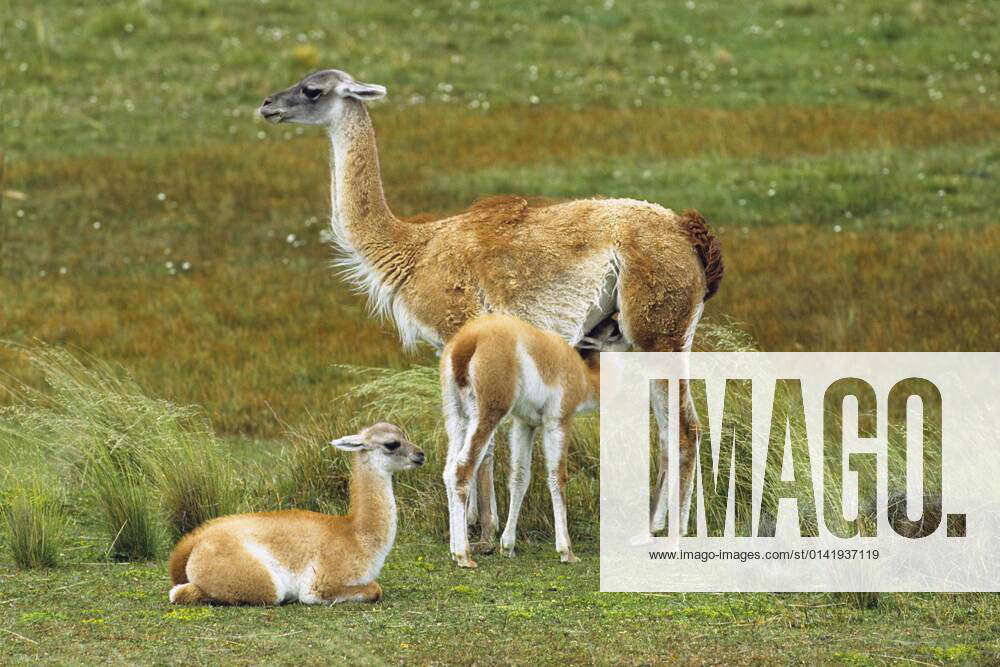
[384, 441, 400, 451]
[303, 87, 322, 100]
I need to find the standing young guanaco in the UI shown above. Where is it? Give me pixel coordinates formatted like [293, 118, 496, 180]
[440, 314, 627, 567]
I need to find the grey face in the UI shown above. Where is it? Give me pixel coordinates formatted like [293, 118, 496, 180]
[258, 69, 386, 126]
[330, 422, 425, 472]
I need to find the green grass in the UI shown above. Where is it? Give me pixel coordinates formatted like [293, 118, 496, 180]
[2, 0, 997, 158]
[87, 455, 161, 562]
[2, 539, 999, 664]
[0, 474, 67, 569]
[2, 0, 999, 663]
[0, 345, 244, 558]
[428, 143, 1000, 230]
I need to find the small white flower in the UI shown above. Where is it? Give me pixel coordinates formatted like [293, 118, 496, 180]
[157, 192, 166, 201]
[93, 221, 101, 229]
[165, 261, 174, 269]
[833, 224, 843, 232]
[767, 188, 776, 197]
[286, 234, 297, 244]
[59, 266, 67, 275]
[181, 261, 191, 271]
[529, 95, 540, 104]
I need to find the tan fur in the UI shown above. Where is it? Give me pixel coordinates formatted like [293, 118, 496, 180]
[323, 101, 719, 353]
[441, 315, 614, 566]
[263, 69, 724, 540]
[167, 423, 422, 605]
[446, 314, 598, 423]
[329, 113, 710, 527]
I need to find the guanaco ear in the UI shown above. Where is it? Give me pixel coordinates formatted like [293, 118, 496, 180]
[336, 80, 387, 101]
[329, 434, 366, 451]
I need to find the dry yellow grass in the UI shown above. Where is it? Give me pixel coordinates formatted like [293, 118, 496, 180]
[2, 105, 997, 435]
[707, 225, 999, 352]
[3, 226, 995, 436]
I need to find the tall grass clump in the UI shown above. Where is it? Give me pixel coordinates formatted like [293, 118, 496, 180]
[1, 344, 242, 558]
[257, 412, 354, 514]
[680, 326, 942, 543]
[86, 451, 161, 561]
[154, 432, 242, 541]
[0, 473, 68, 568]
[256, 366, 446, 526]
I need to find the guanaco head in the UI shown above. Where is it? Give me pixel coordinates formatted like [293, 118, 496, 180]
[259, 69, 386, 126]
[577, 314, 631, 397]
[330, 422, 424, 473]
[577, 314, 630, 355]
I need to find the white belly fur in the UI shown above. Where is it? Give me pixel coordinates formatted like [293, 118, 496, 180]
[243, 541, 317, 604]
[489, 250, 618, 346]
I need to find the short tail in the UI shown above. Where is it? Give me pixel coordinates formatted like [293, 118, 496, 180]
[449, 335, 478, 388]
[169, 583, 209, 605]
[167, 533, 197, 586]
[680, 209, 724, 301]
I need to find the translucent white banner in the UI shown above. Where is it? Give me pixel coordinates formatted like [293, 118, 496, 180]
[599, 353, 1000, 592]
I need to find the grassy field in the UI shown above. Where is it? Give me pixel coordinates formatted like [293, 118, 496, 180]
[3, 540, 1000, 664]
[2, 0, 999, 663]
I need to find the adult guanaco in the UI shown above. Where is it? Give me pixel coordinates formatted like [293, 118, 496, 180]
[260, 69, 723, 535]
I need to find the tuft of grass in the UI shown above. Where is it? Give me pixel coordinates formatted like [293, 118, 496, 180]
[1, 344, 245, 557]
[0, 473, 67, 569]
[87, 452, 161, 562]
[257, 412, 353, 514]
[152, 431, 243, 542]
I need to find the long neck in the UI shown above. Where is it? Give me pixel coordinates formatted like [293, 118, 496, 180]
[327, 101, 425, 312]
[329, 101, 395, 233]
[346, 453, 397, 551]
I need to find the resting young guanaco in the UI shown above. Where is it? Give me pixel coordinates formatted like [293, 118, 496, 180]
[167, 423, 423, 605]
